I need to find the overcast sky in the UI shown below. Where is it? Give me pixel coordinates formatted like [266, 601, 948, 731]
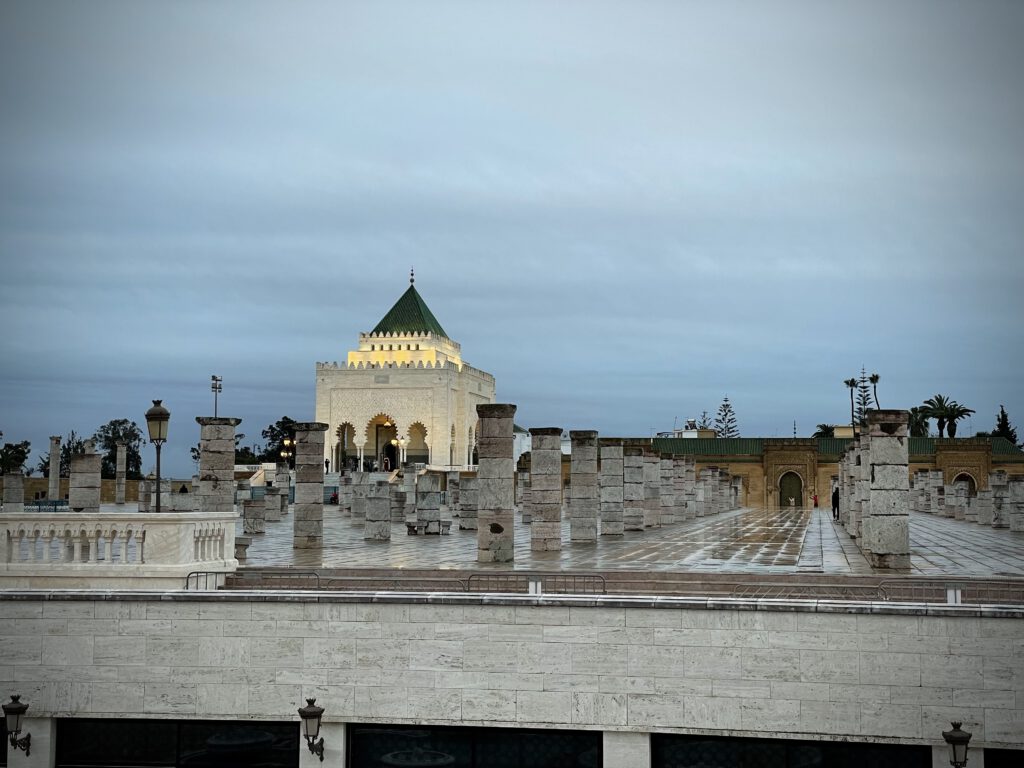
[1, 0, 1022, 478]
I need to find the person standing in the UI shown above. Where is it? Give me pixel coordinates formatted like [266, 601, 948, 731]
[831, 487, 840, 521]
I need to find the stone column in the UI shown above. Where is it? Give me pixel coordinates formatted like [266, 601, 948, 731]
[114, 441, 127, 505]
[623, 446, 645, 531]
[682, 457, 697, 519]
[403, 468, 418, 520]
[959, 483, 975, 522]
[528, 428, 563, 550]
[519, 470, 532, 523]
[389, 485, 407, 522]
[990, 471, 1009, 528]
[476, 403, 516, 563]
[195, 417, 241, 517]
[930, 471, 945, 519]
[1009, 476, 1024, 532]
[853, 438, 871, 537]
[973, 489, 994, 526]
[599, 438, 624, 536]
[351, 472, 368, 520]
[265, 487, 282, 522]
[138, 478, 151, 512]
[292, 422, 328, 549]
[642, 450, 661, 528]
[447, 471, 461, 511]
[861, 410, 911, 569]
[659, 455, 675, 525]
[48, 435, 61, 500]
[416, 473, 442, 533]
[243, 499, 265, 534]
[364, 481, 391, 540]
[69, 444, 101, 513]
[569, 430, 599, 542]
[276, 462, 291, 516]
[2, 472, 24, 515]
[459, 475, 479, 530]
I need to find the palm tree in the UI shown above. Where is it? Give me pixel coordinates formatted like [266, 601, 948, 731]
[813, 424, 835, 438]
[869, 373, 880, 408]
[844, 378, 858, 432]
[908, 407, 930, 438]
[922, 394, 953, 438]
[945, 401, 976, 438]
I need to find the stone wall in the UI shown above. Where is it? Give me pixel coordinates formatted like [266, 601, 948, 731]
[1, 593, 1021, 756]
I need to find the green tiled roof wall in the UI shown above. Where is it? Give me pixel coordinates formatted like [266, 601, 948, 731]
[371, 285, 449, 338]
[651, 438, 765, 456]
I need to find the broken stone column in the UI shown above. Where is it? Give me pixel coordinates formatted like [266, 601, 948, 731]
[642, 450, 661, 528]
[416, 473, 442, 533]
[459, 475, 479, 530]
[569, 430, 599, 542]
[138, 478, 151, 512]
[599, 438, 624, 536]
[243, 498, 265, 534]
[195, 417, 241, 516]
[700, 467, 718, 516]
[115, 441, 126, 505]
[69, 444, 101, 513]
[351, 472, 368, 519]
[682, 457, 697, 519]
[292, 422, 328, 549]
[276, 463, 291, 516]
[973, 489, 994, 526]
[476, 403, 516, 563]
[447, 471, 461, 512]
[861, 410, 911, 569]
[959, 482, 976, 523]
[853, 437, 871, 537]
[403, 468, 418, 519]
[942, 484, 957, 519]
[731, 476, 744, 510]
[3, 472, 24, 515]
[519, 470, 532, 523]
[236, 479, 252, 502]
[364, 480, 392, 540]
[623, 446, 645, 531]
[929, 471, 945, 518]
[48, 435, 61, 500]
[990, 471, 1009, 528]
[1009, 477, 1024, 533]
[264, 486, 282, 522]
[389, 485, 407, 522]
[659, 455, 675, 525]
[528, 428, 563, 550]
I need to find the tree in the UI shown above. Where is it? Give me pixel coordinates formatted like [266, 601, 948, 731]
[0, 440, 31, 474]
[922, 394, 953, 438]
[714, 397, 739, 438]
[696, 411, 712, 430]
[945, 401, 975, 438]
[908, 407, 930, 438]
[35, 430, 87, 477]
[855, 368, 873, 425]
[92, 419, 145, 480]
[844, 378, 858, 431]
[259, 417, 297, 462]
[992, 405, 1019, 446]
[869, 372, 881, 409]
[813, 424, 835, 438]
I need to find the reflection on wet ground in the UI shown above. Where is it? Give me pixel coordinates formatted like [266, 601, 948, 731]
[236, 504, 1024, 576]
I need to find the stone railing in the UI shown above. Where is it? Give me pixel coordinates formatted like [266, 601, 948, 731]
[0, 510, 237, 590]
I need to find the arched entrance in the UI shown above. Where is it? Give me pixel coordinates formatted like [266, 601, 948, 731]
[366, 414, 397, 472]
[407, 422, 429, 465]
[953, 473, 977, 496]
[779, 472, 803, 508]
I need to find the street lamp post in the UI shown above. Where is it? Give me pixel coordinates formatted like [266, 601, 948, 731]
[280, 437, 293, 469]
[210, 375, 222, 417]
[942, 722, 972, 768]
[144, 400, 170, 514]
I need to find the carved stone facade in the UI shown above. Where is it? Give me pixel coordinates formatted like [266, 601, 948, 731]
[762, 441, 819, 510]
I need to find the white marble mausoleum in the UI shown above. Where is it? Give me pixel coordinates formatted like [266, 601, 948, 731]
[315, 272, 496, 471]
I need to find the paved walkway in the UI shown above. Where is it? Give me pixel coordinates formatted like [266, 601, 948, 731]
[238, 506, 1024, 577]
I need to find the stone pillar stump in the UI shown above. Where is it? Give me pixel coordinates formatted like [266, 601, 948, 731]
[292, 422, 328, 549]
[528, 428, 563, 550]
[476, 404, 516, 562]
[569, 430, 598, 542]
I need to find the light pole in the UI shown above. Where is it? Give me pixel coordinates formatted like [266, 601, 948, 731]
[145, 400, 170, 514]
[210, 376, 222, 417]
[942, 722, 972, 768]
[280, 437, 293, 469]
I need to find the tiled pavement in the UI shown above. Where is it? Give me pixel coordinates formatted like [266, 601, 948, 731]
[237, 505, 1024, 577]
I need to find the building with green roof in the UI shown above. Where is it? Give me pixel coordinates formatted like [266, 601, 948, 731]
[315, 271, 495, 471]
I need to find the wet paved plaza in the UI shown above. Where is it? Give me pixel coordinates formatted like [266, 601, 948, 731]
[238, 505, 1024, 577]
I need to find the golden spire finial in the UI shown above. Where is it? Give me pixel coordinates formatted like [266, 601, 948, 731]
[410, 266, 415, 285]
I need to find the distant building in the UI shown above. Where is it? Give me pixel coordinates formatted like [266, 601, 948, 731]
[315, 272, 495, 471]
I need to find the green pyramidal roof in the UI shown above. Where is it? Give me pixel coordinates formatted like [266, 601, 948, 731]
[371, 283, 449, 338]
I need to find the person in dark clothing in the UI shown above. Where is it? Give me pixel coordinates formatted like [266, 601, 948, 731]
[831, 487, 840, 521]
